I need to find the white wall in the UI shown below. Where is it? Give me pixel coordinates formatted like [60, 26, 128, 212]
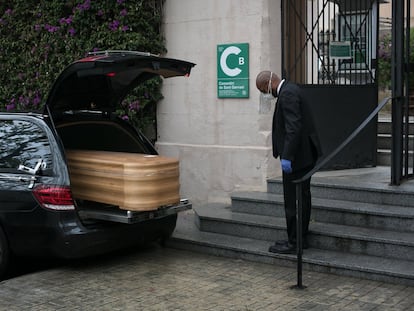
[157, 0, 282, 205]
[379, 1, 414, 29]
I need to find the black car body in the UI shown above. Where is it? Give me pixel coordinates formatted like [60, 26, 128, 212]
[0, 51, 195, 278]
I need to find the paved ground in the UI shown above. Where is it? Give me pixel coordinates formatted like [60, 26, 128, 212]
[1, 245, 413, 311]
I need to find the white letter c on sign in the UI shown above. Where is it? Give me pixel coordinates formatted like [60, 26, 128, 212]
[220, 46, 242, 77]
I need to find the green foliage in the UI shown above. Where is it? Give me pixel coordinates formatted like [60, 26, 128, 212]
[378, 32, 392, 90]
[378, 29, 414, 91]
[0, 0, 166, 132]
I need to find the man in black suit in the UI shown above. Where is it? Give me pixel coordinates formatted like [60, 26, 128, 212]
[256, 71, 322, 254]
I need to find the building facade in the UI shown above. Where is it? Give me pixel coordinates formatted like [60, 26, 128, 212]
[157, 0, 394, 205]
[157, 0, 281, 205]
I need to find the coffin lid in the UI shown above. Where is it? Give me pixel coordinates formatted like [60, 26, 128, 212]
[46, 51, 195, 112]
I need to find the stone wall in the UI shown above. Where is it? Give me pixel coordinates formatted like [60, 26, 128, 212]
[157, 0, 282, 205]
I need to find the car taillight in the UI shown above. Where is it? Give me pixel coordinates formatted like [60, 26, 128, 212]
[32, 185, 75, 211]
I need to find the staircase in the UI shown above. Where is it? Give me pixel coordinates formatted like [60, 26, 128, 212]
[168, 168, 414, 286]
[378, 116, 414, 165]
[166, 119, 414, 286]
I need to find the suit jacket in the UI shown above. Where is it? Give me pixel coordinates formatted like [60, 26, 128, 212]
[272, 81, 322, 172]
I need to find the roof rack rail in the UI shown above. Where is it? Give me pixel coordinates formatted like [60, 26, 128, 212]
[87, 50, 159, 57]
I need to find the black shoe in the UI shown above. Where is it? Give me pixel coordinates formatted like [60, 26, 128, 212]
[268, 242, 296, 254]
[271, 239, 309, 249]
[272, 240, 288, 246]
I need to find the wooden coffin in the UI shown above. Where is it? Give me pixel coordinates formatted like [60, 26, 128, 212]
[65, 150, 180, 211]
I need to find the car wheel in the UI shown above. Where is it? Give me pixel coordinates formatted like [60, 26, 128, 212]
[0, 227, 10, 280]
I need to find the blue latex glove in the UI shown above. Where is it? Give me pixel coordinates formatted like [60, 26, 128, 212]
[281, 159, 292, 173]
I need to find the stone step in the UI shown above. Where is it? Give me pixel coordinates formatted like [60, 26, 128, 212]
[377, 133, 414, 149]
[377, 149, 391, 166]
[378, 118, 414, 135]
[168, 211, 414, 286]
[231, 191, 414, 232]
[377, 149, 414, 166]
[194, 204, 414, 261]
[267, 170, 414, 207]
[377, 118, 414, 166]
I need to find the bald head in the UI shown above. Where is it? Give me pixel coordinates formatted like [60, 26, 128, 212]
[256, 71, 281, 94]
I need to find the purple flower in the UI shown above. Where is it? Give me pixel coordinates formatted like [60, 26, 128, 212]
[6, 98, 15, 111]
[76, 0, 91, 12]
[5, 9, 12, 15]
[108, 20, 120, 31]
[59, 16, 73, 25]
[120, 9, 127, 16]
[117, 0, 125, 4]
[121, 25, 129, 32]
[19, 96, 30, 107]
[129, 100, 140, 111]
[33, 93, 41, 106]
[34, 24, 42, 31]
[121, 115, 129, 120]
[6, 103, 15, 111]
[97, 9, 104, 16]
[44, 24, 59, 33]
[68, 28, 76, 36]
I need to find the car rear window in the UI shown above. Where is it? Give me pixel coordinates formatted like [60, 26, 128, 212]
[0, 120, 53, 172]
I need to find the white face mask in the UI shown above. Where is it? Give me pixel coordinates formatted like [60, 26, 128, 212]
[262, 72, 274, 100]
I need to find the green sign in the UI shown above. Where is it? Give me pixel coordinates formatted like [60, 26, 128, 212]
[329, 41, 352, 59]
[217, 43, 249, 98]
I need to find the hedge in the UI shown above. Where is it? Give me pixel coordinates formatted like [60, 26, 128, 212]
[0, 0, 166, 133]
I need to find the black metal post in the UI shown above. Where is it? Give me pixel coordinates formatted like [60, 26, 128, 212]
[391, 0, 404, 185]
[293, 182, 305, 289]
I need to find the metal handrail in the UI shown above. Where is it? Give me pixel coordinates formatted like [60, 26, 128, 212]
[292, 96, 392, 289]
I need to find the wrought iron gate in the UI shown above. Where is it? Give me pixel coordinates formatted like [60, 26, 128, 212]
[282, 0, 380, 169]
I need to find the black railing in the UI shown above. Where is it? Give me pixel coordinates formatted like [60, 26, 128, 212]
[391, 0, 414, 184]
[291, 96, 392, 289]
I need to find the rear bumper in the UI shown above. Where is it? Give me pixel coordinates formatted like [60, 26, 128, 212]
[6, 207, 181, 259]
[53, 213, 178, 259]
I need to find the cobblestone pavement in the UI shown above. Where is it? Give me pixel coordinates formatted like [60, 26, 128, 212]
[1, 245, 413, 311]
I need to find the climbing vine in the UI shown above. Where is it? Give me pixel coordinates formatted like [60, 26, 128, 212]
[0, 0, 166, 132]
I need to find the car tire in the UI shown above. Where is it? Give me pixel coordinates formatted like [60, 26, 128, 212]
[0, 227, 10, 280]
